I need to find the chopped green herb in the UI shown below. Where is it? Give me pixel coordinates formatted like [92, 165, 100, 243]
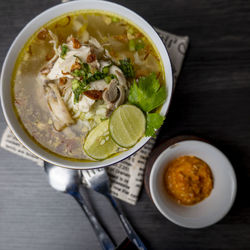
[119, 59, 135, 78]
[129, 40, 136, 52]
[82, 63, 90, 74]
[110, 74, 117, 79]
[102, 64, 112, 74]
[72, 79, 80, 90]
[87, 71, 106, 83]
[71, 62, 116, 102]
[111, 16, 119, 23]
[72, 79, 89, 103]
[71, 69, 80, 77]
[135, 39, 145, 51]
[71, 60, 91, 79]
[71, 69, 84, 77]
[72, 68, 113, 102]
[104, 74, 116, 83]
[104, 76, 112, 83]
[60, 45, 68, 58]
[145, 113, 165, 137]
[128, 73, 166, 112]
[87, 72, 93, 78]
[129, 39, 145, 52]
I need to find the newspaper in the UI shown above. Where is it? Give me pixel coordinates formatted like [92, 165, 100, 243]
[0, 29, 189, 205]
[1, 128, 44, 167]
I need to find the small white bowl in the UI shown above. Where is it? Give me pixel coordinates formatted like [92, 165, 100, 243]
[149, 140, 237, 229]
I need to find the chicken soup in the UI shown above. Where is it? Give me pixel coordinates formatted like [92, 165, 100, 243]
[12, 11, 167, 161]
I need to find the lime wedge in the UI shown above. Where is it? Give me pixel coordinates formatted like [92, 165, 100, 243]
[109, 104, 146, 148]
[84, 120, 119, 160]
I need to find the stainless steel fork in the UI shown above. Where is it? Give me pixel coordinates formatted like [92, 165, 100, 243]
[82, 168, 147, 250]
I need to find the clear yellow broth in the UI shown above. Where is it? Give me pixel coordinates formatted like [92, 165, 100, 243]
[12, 10, 165, 161]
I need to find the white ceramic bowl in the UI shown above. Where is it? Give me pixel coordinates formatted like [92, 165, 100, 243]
[149, 140, 237, 228]
[0, 0, 173, 169]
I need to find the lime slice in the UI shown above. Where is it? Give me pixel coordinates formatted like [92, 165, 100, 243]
[109, 104, 146, 148]
[84, 120, 119, 160]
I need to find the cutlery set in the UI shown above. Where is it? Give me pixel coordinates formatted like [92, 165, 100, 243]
[44, 162, 147, 250]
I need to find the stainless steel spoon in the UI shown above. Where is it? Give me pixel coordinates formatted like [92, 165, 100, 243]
[44, 162, 115, 250]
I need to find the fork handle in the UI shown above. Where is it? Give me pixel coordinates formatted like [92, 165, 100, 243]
[72, 191, 115, 250]
[106, 193, 147, 250]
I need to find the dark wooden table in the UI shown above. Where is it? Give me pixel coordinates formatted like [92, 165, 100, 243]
[1, 0, 250, 249]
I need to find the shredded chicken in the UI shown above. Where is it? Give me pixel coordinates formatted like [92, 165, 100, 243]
[89, 79, 107, 90]
[89, 37, 104, 58]
[38, 30, 128, 132]
[46, 83, 74, 131]
[48, 30, 59, 55]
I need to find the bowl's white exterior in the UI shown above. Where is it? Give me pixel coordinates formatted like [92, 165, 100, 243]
[149, 140, 237, 228]
[0, 0, 173, 169]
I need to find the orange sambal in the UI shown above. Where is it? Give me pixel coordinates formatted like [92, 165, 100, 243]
[164, 156, 213, 205]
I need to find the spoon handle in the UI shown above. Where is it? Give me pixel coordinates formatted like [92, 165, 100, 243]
[105, 193, 147, 250]
[71, 191, 115, 250]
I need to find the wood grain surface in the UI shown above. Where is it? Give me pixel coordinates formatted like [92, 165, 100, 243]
[1, 0, 250, 249]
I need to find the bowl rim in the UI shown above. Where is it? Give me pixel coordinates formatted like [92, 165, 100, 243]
[0, 0, 173, 169]
[149, 139, 237, 229]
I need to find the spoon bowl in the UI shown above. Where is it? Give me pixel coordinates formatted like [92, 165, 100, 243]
[44, 164, 80, 193]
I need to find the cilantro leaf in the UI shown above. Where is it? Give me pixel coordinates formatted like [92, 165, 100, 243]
[146, 113, 165, 137]
[128, 73, 166, 112]
[119, 59, 135, 78]
[60, 45, 68, 59]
